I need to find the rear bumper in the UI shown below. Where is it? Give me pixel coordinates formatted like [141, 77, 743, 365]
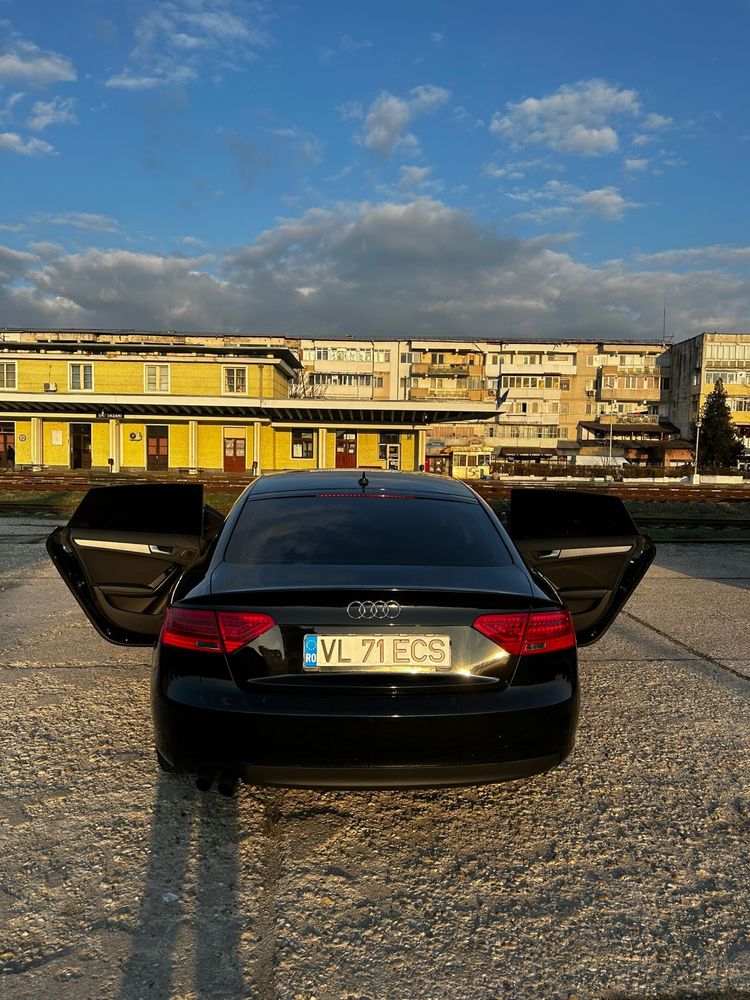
[153, 670, 579, 789]
[236, 756, 562, 789]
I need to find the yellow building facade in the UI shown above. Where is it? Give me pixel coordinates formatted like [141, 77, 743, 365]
[0, 335, 490, 473]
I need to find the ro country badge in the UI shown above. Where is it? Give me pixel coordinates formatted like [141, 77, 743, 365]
[303, 634, 318, 670]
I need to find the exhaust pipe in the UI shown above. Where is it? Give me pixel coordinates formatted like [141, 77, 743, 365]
[195, 769, 216, 792]
[216, 770, 239, 797]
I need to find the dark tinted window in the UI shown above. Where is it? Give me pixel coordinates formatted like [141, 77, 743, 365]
[509, 488, 636, 539]
[69, 484, 204, 534]
[225, 495, 511, 566]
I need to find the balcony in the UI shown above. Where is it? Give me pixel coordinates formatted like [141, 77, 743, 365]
[408, 387, 468, 400]
[597, 388, 662, 403]
[411, 362, 470, 377]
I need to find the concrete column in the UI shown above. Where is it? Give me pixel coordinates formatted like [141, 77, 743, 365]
[30, 417, 43, 470]
[188, 420, 198, 474]
[317, 427, 327, 469]
[416, 429, 426, 470]
[252, 421, 261, 475]
[108, 419, 121, 473]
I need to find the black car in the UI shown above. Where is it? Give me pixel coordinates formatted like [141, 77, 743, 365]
[47, 471, 654, 793]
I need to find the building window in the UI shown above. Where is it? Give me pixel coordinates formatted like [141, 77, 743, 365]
[0, 362, 17, 389]
[144, 364, 169, 393]
[291, 430, 314, 458]
[224, 367, 247, 393]
[69, 363, 93, 391]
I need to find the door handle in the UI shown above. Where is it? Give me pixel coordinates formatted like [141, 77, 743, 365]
[533, 549, 561, 560]
[149, 544, 177, 555]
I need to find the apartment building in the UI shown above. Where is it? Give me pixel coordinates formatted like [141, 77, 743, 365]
[424, 339, 669, 463]
[668, 331, 750, 453]
[2, 328, 746, 474]
[0, 330, 494, 473]
[297, 339, 399, 400]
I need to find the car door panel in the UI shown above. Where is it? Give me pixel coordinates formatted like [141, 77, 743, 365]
[509, 489, 655, 646]
[47, 484, 220, 646]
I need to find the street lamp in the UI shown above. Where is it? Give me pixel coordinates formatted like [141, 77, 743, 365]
[693, 418, 702, 481]
[607, 378, 616, 466]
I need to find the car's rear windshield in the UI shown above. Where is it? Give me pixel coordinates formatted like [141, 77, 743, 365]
[224, 495, 511, 567]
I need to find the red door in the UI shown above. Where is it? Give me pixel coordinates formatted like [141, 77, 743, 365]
[70, 423, 92, 470]
[146, 425, 169, 471]
[223, 434, 246, 473]
[335, 432, 357, 468]
[0, 422, 14, 470]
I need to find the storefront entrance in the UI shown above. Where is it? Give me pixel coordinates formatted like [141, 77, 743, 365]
[146, 425, 169, 471]
[70, 423, 92, 470]
[0, 422, 14, 469]
[223, 430, 246, 473]
[335, 431, 357, 468]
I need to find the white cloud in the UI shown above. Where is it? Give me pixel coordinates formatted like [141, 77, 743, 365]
[106, 66, 196, 91]
[337, 100, 363, 121]
[106, 0, 270, 90]
[267, 123, 324, 165]
[397, 165, 441, 193]
[360, 84, 450, 156]
[570, 186, 633, 220]
[34, 212, 120, 233]
[643, 112, 672, 131]
[0, 90, 25, 123]
[625, 157, 648, 172]
[511, 180, 638, 223]
[26, 96, 76, 131]
[0, 131, 55, 155]
[484, 162, 524, 180]
[490, 79, 642, 156]
[2, 201, 750, 339]
[634, 245, 750, 268]
[0, 39, 76, 88]
[340, 35, 373, 52]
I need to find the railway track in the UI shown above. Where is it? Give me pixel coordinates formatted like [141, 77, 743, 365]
[1, 470, 749, 502]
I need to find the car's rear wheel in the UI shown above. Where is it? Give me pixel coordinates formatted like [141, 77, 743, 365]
[155, 747, 178, 773]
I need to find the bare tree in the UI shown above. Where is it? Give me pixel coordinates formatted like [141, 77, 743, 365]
[288, 369, 328, 399]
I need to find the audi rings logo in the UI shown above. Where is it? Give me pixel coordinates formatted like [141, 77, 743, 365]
[346, 600, 401, 620]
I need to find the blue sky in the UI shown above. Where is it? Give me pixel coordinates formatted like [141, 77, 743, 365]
[1, 0, 749, 340]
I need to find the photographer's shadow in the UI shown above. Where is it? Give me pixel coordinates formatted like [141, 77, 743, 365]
[117, 771, 246, 1000]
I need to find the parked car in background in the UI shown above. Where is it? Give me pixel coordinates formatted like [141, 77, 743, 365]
[47, 472, 654, 793]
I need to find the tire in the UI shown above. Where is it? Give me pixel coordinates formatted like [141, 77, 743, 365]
[155, 747, 178, 773]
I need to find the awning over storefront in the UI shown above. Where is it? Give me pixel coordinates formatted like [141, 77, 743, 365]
[0, 397, 498, 426]
[493, 446, 557, 457]
[578, 421, 679, 437]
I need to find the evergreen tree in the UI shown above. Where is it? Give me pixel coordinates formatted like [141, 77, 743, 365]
[696, 378, 745, 469]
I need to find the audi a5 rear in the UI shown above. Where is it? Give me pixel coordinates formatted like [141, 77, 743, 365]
[47, 471, 654, 790]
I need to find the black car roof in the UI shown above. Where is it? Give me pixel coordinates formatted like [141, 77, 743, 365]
[246, 469, 477, 500]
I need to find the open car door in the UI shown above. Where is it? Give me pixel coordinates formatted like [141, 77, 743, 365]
[509, 489, 655, 646]
[47, 484, 224, 646]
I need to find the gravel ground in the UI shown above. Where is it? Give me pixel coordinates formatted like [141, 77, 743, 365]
[0, 518, 749, 1000]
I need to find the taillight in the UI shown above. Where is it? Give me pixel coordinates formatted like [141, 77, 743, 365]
[472, 613, 528, 655]
[523, 610, 576, 654]
[161, 608, 275, 653]
[473, 610, 575, 656]
[216, 612, 275, 653]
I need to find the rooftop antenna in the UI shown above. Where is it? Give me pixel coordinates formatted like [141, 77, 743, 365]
[662, 301, 666, 344]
